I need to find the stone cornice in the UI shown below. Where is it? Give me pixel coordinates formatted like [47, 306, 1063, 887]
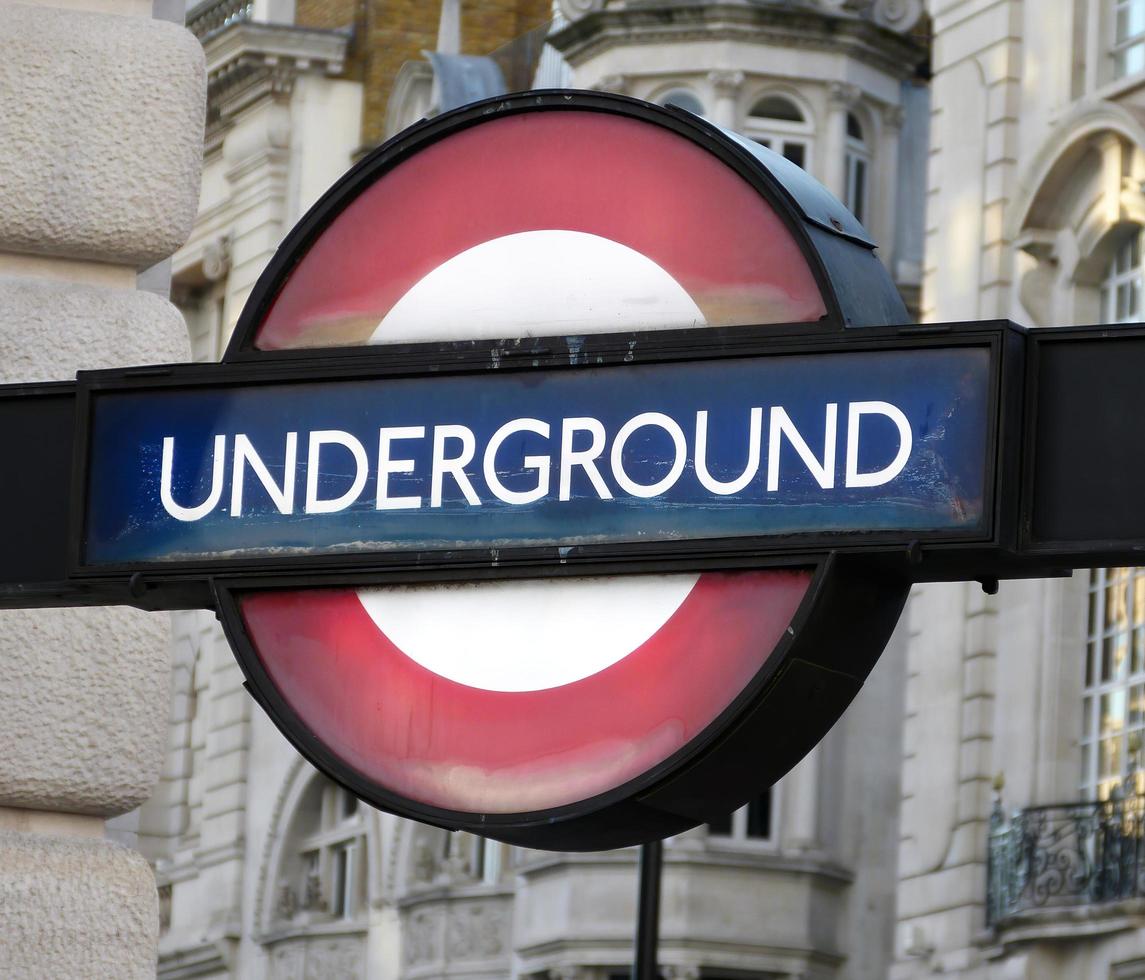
[550, 2, 924, 81]
[203, 22, 352, 144]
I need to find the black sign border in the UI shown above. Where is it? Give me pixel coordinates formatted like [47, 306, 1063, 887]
[68, 322, 1010, 586]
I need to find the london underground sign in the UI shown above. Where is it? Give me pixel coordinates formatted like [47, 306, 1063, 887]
[4, 91, 1145, 850]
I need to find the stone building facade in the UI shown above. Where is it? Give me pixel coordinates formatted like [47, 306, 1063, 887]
[895, 1, 1145, 978]
[0, 1, 205, 977]
[140, 1, 1145, 979]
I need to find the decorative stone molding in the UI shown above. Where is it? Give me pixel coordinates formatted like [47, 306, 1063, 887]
[203, 22, 351, 144]
[445, 901, 507, 958]
[557, 0, 604, 19]
[812, 0, 923, 32]
[663, 967, 701, 980]
[201, 235, 232, 282]
[547, 967, 591, 980]
[404, 907, 443, 966]
[880, 102, 907, 130]
[829, 81, 863, 110]
[869, 0, 924, 32]
[252, 756, 309, 938]
[708, 69, 746, 95]
[550, 3, 926, 79]
[593, 72, 630, 95]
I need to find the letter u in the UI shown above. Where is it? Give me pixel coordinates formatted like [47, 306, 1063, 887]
[161, 434, 227, 522]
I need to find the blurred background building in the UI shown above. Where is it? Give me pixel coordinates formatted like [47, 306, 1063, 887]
[143, 1, 1145, 978]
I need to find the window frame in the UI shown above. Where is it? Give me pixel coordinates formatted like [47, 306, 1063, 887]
[1113, 0, 1145, 80]
[843, 111, 871, 225]
[706, 786, 778, 849]
[1081, 568, 1145, 801]
[742, 92, 814, 172]
[289, 782, 368, 922]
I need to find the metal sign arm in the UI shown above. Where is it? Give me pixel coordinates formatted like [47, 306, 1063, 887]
[1, 320, 1145, 613]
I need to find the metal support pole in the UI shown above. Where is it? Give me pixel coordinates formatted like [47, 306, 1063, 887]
[633, 839, 663, 980]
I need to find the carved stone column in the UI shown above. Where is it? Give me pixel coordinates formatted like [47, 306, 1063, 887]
[708, 69, 744, 129]
[825, 82, 861, 199]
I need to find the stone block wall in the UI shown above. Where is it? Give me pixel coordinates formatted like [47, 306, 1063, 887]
[0, 1, 205, 976]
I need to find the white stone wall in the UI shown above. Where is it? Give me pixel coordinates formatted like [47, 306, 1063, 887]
[0, 1, 205, 975]
[894, 0, 1145, 977]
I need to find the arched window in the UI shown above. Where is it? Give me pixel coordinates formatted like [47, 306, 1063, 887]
[844, 111, 870, 224]
[1102, 230, 1144, 322]
[743, 94, 812, 170]
[656, 88, 705, 117]
[275, 779, 367, 924]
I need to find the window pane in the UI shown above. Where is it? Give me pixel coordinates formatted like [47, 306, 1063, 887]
[746, 788, 772, 838]
[784, 142, 806, 170]
[332, 846, 348, 918]
[1103, 689, 1127, 735]
[341, 790, 358, 819]
[847, 112, 864, 142]
[1107, 573, 1129, 631]
[853, 158, 867, 224]
[1118, 43, 1145, 78]
[750, 95, 804, 122]
[659, 89, 705, 117]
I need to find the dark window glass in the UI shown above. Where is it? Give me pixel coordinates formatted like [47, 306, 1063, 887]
[853, 158, 867, 223]
[746, 787, 772, 839]
[750, 95, 804, 122]
[783, 142, 806, 169]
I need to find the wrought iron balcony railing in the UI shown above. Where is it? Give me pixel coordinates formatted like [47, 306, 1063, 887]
[987, 793, 1145, 925]
[186, 0, 253, 40]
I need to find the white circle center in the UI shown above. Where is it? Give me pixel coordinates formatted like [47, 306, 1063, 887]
[359, 574, 699, 692]
[360, 229, 708, 692]
[371, 229, 706, 343]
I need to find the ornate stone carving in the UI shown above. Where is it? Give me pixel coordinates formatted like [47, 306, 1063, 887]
[201, 235, 231, 281]
[269, 942, 305, 980]
[303, 938, 365, 980]
[812, 0, 924, 33]
[404, 908, 441, 966]
[557, 0, 604, 20]
[881, 103, 907, 130]
[446, 901, 507, 959]
[594, 73, 629, 96]
[829, 81, 863, 109]
[870, 0, 924, 32]
[708, 69, 745, 96]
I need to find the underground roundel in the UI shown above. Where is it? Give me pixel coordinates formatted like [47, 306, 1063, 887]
[215, 92, 910, 851]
